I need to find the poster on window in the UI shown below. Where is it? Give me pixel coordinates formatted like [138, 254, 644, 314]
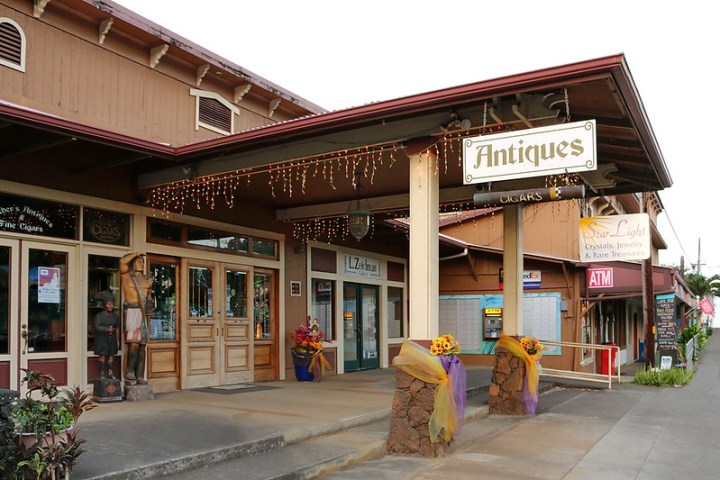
[38, 266, 61, 304]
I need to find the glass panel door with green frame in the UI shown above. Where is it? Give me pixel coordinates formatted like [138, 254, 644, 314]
[343, 282, 379, 372]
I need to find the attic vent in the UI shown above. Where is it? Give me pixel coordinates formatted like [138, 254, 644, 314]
[190, 89, 239, 135]
[199, 97, 231, 133]
[0, 18, 26, 72]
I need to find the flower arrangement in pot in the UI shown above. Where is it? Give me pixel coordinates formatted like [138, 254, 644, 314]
[290, 316, 331, 381]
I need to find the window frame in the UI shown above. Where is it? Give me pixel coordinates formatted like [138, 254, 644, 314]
[0, 17, 26, 73]
[189, 88, 239, 135]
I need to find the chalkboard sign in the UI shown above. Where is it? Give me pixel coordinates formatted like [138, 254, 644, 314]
[655, 294, 678, 352]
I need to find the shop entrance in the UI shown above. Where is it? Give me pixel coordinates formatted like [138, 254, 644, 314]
[343, 282, 379, 371]
[182, 260, 255, 389]
[0, 239, 76, 392]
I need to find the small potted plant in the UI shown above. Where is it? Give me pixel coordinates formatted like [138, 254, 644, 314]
[10, 369, 96, 479]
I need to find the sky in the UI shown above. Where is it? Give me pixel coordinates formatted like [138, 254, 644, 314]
[115, 0, 719, 278]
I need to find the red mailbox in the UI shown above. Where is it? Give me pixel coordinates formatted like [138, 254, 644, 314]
[601, 343, 617, 375]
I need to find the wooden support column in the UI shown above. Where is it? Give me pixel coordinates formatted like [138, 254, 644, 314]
[503, 205, 523, 336]
[408, 140, 439, 340]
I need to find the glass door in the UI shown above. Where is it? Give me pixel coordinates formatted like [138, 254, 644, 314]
[222, 265, 251, 384]
[19, 241, 77, 393]
[343, 282, 379, 371]
[0, 238, 18, 389]
[253, 269, 278, 382]
[183, 261, 220, 388]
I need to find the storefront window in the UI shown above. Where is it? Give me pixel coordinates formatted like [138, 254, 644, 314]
[226, 269, 248, 318]
[254, 273, 272, 339]
[87, 255, 121, 351]
[188, 228, 248, 253]
[251, 239, 276, 257]
[189, 266, 213, 318]
[148, 219, 182, 243]
[387, 286, 404, 338]
[311, 279, 334, 340]
[0, 193, 78, 239]
[0, 246, 8, 354]
[151, 262, 178, 340]
[27, 249, 67, 352]
[82, 208, 129, 246]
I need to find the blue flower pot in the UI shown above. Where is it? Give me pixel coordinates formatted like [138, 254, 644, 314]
[294, 364, 314, 381]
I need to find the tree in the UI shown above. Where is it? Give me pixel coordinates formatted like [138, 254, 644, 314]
[685, 273, 720, 298]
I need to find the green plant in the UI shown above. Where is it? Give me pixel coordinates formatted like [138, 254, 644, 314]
[8, 370, 95, 480]
[678, 324, 708, 362]
[634, 366, 693, 387]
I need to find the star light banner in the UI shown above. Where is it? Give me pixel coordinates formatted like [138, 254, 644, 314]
[462, 120, 597, 184]
[579, 214, 650, 262]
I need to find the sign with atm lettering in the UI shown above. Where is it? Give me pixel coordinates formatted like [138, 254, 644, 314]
[587, 268, 613, 288]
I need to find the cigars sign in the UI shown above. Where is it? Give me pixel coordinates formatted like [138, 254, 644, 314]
[463, 120, 597, 184]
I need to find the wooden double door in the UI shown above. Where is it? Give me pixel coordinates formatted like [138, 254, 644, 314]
[182, 259, 278, 388]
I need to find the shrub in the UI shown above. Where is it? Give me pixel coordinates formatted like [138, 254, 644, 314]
[635, 366, 693, 387]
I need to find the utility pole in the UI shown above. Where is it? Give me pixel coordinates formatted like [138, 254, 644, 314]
[641, 192, 655, 367]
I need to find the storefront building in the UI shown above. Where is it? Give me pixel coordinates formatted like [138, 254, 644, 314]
[1, 0, 673, 394]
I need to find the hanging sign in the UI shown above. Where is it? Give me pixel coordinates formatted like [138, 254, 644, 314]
[579, 213, 650, 262]
[473, 185, 585, 208]
[463, 120, 596, 185]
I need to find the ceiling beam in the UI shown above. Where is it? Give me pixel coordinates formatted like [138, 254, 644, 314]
[276, 186, 478, 222]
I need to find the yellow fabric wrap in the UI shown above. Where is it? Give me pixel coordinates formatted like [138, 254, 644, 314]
[495, 334, 543, 396]
[309, 351, 332, 379]
[391, 340, 457, 443]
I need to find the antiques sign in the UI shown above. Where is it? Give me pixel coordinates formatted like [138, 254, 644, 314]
[462, 120, 596, 184]
[579, 213, 650, 262]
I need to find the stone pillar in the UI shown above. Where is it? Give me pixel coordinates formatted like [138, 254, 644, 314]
[387, 371, 452, 457]
[488, 350, 526, 415]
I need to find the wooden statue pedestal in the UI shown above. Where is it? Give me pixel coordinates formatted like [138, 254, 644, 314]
[93, 378, 123, 403]
[124, 383, 154, 402]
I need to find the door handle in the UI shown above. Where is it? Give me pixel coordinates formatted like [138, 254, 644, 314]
[21, 324, 28, 354]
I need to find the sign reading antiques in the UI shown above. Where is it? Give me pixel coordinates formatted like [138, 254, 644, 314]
[462, 120, 597, 185]
[578, 213, 650, 262]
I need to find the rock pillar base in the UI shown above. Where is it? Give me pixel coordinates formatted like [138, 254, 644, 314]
[387, 371, 452, 457]
[488, 350, 526, 415]
[124, 383, 154, 402]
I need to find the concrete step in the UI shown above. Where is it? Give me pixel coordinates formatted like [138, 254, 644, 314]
[158, 398, 491, 480]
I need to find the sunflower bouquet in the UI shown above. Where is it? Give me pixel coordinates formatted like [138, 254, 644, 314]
[429, 334, 461, 357]
[520, 337, 544, 356]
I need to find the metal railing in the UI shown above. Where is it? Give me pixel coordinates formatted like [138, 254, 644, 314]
[538, 340, 621, 389]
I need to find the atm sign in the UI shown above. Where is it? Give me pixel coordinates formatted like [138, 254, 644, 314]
[588, 268, 613, 288]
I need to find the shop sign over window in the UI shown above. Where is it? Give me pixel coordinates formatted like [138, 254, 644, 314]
[463, 120, 597, 184]
[0, 194, 78, 239]
[579, 213, 650, 262]
[343, 254, 382, 279]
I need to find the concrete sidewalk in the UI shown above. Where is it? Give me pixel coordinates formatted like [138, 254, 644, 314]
[70, 333, 720, 479]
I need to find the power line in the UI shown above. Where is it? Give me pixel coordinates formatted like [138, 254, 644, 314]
[661, 206, 689, 261]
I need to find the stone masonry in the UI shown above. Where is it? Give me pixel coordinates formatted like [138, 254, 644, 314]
[387, 370, 452, 457]
[488, 350, 526, 415]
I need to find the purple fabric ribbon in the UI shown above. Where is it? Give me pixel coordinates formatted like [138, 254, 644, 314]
[440, 355, 466, 434]
[520, 361, 539, 415]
